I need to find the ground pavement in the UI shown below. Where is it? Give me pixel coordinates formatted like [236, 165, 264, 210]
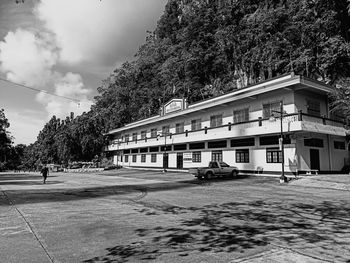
[0, 170, 350, 263]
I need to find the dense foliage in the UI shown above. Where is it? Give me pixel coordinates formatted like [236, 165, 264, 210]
[4, 0, 350, 169]
[0, 109, 26, 171]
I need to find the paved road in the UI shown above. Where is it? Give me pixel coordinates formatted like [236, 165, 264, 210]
[0, 170, 350, 262]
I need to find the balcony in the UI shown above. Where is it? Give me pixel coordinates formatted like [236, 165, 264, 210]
[105, 112, 347, 151]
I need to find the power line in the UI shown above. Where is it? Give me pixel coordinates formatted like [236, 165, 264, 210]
[0, 77, 81, 103]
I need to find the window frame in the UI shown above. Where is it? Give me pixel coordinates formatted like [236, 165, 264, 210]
[141, 154, 146, 163]
[124, 134, 130, 142]
[307, 99, 321, 117]
[162, 125, 170, 135]
[151, 153, 157, 163]
[211, 150, 223, 162]
[233, 108, 249, 123]
[132, 132, 137, 141]
[210, 114, 223, 128]
[191, 119, 202, 131]
[236, 149, 249, 163]
[151, 128, 158, 138]
[192, 151, 201, 163]
[141, 130, 147, 139]
[266, 148, 282, 163]
[175, 122, 184, 133]
[263, 102, 280, 119]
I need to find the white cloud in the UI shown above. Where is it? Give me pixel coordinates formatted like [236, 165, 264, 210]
[0, 29, 93, 121]
[0, 28, 57, 87]
[36, 72, 93, 118]
[35, 0, 166, 66]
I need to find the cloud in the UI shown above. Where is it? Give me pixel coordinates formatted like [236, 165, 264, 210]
[0, 29, 93, 120]
[0, 28, 57, 87]
[36, 72, 93, 118]
[35, 0, 166, 66]
[0, 0, 166, 130]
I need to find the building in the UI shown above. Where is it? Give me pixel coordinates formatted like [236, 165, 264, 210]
[104, 73, 349, 175]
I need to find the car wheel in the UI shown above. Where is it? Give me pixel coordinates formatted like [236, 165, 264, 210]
[204, 172, 213, 180]
[231, 170, 238, 178]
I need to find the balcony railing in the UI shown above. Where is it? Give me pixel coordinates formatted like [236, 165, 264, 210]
[106, 111, 347, 150]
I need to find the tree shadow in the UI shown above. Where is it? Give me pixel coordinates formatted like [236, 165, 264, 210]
[0, 180, 62, 185]
[0, 176, 253, 206]
[84, 200, 350, 262]
[0, 174, 57, 181]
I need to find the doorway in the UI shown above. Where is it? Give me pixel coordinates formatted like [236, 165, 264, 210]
[163, 153, 169, 169]
[310, 149, 320, 170]
[177, 153, 183, 169]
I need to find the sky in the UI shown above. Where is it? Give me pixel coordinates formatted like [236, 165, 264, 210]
[0, 0, 167, 145]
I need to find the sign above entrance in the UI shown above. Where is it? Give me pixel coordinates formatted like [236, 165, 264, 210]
[161, 98, 188, 116]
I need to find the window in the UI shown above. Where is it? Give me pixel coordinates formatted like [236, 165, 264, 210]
[219, 162, 229, 167]
[208, 140, 227, 148]
[131, 148, 138, 153]
[210, 114, 223, 127]
[191, 119, 201, 131]
[266, 148, 282, 163]
[123, 149, 130, 154]
[233, 108, 249, 123]
[192, 152, 201, 162]
[211, 150, 223, 162]
[125, 155, 129, 162]
[304, 138, 323, 148]
[209, 162, 219, 168]
[160, 145, 172, 151]
[151, 128, 157, 138]
[231, 138, 255, 147]
[140, 147, 148, 153]
[124, 134, 129, 142]
[175, 122, 184, 133]
[189, 142, 205, 150]
[132, 133, 137, 141]
[132, 155, 137, 162]
[307, 100, 321, 117]
[174, 144, 187, 151]
[263, 102, 280, 118]
[334, 141, 345, 150]
[151, 153, 157, 163]
[150, 146, 159, 152]
[260, 135, 291, 145]
[162, 125, 170, 135]
[141, 131, 147, 139]
[236, 149, 249, 163]
[141, 154, 146, 162]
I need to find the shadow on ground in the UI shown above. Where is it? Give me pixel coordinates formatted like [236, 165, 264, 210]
[0, 174, 58, 181]
[0, 181, 62, 186]
[0, 176, 253, 206]
[84, 200, 350, 263]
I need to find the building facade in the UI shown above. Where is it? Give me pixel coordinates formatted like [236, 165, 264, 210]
[105, 74, 349, 174]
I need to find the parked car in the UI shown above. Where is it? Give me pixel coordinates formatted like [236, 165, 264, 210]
[189, 161, 239, 180]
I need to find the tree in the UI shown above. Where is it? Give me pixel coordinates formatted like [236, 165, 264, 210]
[0, 109, 12, 170]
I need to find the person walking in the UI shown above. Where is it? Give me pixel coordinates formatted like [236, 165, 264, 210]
[41, 165, 49, 184]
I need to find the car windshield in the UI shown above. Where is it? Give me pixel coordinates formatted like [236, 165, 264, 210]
[219, 162, 229, 167]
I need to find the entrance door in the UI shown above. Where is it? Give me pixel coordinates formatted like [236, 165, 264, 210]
[310, 149, 320, 170]
[177, 153, 183, 169]
[163, 153, 169, 169]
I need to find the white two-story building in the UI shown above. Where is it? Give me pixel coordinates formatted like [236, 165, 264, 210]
[104, 73, 349, 175]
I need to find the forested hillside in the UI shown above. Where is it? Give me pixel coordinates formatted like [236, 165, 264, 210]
[4, 0, 350, 168]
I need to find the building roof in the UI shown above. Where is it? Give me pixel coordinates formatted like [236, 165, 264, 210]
[106, 73, 334, 135]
